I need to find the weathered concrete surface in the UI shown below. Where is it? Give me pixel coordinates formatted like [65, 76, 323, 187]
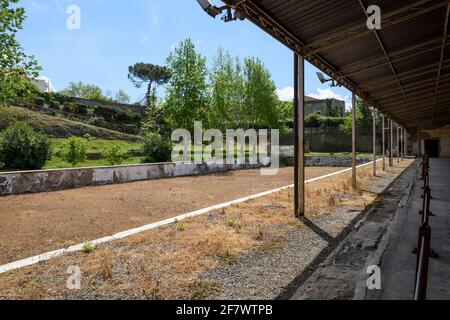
[0, 161, 261, 196]
[366, 158, 450, 300]
[280, 153, 374, 167]
[290, 160, 418, 300]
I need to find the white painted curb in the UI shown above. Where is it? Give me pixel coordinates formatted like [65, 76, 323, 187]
[0, 159, 382, 275]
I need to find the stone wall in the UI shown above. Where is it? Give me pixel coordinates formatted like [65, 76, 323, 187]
[280, 127, 382, 153]
[280, 155, 374, 167]
[72, 97, 145, 115]
[0, 162, 261, 197]
[305, 98, 346, 117]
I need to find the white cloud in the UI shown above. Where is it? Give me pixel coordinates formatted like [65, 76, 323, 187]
[308, 88, 342, 100]
[276, 86, 294, 101]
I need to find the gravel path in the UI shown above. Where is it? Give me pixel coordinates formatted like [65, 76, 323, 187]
[201, 162, 413, 300]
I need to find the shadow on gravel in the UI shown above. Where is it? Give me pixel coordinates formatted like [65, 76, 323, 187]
[275, 197, 384, 300]
[275, 162, 416, 300]
[300, 217, 334, 244]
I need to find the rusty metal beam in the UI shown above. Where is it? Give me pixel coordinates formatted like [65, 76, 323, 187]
[337, 39, 450, 80]
[307, 1, 449, 56]
[238, 0, 380, 109]
[382, 115, 386, 171]
[360, 60, 450, 90]
[304, 0, 436, 50]
[432, 4, 450, 120]
[352, 93, 357, 190]
[358, 0, 407, 101]
[294, 53, 305, 218]
[337, 36, 449, 75]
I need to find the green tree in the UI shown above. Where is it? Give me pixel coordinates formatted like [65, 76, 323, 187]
[242, 57, 280, 129]
[60, 81, 105, 100]
[340, 98, 373, 135]
[0, 122, 51, 170]
[141, 132, 172, 163]
[165, 39, 209, 132]
[115, 89, 131, 104]
[103, 145, 126, 165]
[128, 63, 171, 109]
[0, 0, 41, 107]
[209, 48, 245, 131]
[61, 137, 88, 167]
[128, 63, 172, 134]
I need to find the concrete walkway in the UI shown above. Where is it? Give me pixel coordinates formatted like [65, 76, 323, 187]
[368, 158, 450, 300]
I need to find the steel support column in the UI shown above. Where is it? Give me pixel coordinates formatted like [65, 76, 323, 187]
[397, 123, 400, 163]
[294, 53, 305, 218]
[382, 115, 386, 171]
[403, 128, 407, 158]
[352, 93, 357, 189]
[400, 127, 404, 161]
[389, 119, 394, 167]
[373, 107, 377, 176]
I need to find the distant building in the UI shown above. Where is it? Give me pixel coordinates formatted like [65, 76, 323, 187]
[305, 96, 346, 117]
[32, 76, 55, 93]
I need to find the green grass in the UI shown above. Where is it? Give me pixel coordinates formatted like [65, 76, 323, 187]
[50, 138, 140, 154]
[44, 138, 143, 169]
[0, 137, 144, 172]
[42, 156, 145, 170]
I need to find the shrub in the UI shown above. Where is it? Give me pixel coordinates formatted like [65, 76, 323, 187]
[103, 145, 126, 165]
[40, 92, 73, 105]
[88, 116, 105, 126]
[74, 104, 89, 116]
[61, 137, 88, 167]
[62, 102, 77, 114]
[141, 132, 172, 163]
[0, 122, 52, 170]
[34, 97, 45, 107]
[93, 105, 117, 123]
[81, 242, 94, 254]
[49, 100, 61, 110]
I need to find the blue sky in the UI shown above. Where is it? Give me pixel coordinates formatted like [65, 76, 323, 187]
[19, 0, 352, 107]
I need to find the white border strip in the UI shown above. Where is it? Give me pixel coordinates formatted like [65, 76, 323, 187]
[0, 159, 382, 275]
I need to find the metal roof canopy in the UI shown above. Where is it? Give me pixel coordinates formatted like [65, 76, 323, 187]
[224, 0, 450, 131]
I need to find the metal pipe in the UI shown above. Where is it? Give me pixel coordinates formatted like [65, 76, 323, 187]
[403, 128, 407, 158]
[389, 119, 394, 167]
[382, 115, 386, 171]
[397, 123, 400, 163]
[294, 53, 305, 218]
[352, 93, 357, 190]
[373, 107, 377, 176]
[400, 127, 404, 161]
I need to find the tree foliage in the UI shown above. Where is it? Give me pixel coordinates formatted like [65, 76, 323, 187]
[0, 122, 51, 170]
[61, 137, 88, 167]
[128, 63, 171, 106]
[0, 0, 41, 107]
[340, 98, 374, 135]
[209, 48, 245, 131]
[128, 63, 172, 134]
[60, 81, 105, 100]
[242, 57, 280, 130]
[165, 39, 209, 132]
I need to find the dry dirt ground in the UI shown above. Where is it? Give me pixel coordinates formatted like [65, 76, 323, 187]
[0, 160, 414, 300]
[0, 166, 342, 265]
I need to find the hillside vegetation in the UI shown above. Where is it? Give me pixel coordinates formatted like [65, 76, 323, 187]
[0, 106, 141, 141]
